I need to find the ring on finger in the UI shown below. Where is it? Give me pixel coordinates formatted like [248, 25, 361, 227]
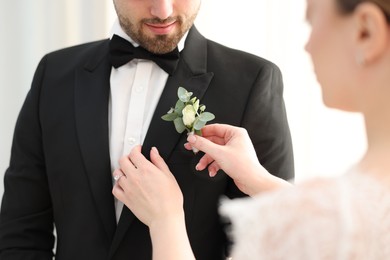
[114, 174, 124, 181]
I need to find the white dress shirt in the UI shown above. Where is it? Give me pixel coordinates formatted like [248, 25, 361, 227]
[109, 19, 187, 222]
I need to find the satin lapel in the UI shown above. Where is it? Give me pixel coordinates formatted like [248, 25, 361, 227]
[143, 26, 215, 160]
[108, 27, 214, 258]
[74, 40, 116, 243]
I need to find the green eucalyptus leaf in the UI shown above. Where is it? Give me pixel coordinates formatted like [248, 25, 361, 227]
[175, 100, 185, 116]
[199, 105, 206, 112]
[193, 118, 206, 130]
[178, 87, 192, 102]
[178, 87, 186, 97]
[161, 112, 178, 121]
[174, 117, 186, 133]
[198, 112, 215, 122]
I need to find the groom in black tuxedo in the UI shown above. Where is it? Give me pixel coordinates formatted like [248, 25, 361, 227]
[0, 0, 294, 259]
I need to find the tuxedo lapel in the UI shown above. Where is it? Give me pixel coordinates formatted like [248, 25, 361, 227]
[74, 40, 117, 243]
[143, 26, 214, 160]
[108, 26, 214, 257]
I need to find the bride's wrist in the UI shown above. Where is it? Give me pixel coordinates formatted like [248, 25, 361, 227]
[246, 167, 290, 196]
[149, 210, 185, 232]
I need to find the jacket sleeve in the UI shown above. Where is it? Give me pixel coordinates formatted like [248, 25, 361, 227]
[226, 61, 294, 198]
[0, 56, 55, 259]
[246, 62, 294, 179]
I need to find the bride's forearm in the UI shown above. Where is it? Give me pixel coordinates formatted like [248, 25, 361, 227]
[249, 171, 292, 196]
[150, 212, 195, 260]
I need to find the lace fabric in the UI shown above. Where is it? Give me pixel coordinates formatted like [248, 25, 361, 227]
[220, 171, 390, 259]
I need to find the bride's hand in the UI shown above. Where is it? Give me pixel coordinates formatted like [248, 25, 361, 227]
[185, 124, 288, 195]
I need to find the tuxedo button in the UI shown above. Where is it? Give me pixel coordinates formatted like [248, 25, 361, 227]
[136, 86, 144, 93]
[127, 137, 136, 144]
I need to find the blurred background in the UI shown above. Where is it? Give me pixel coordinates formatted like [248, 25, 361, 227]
[0, 0, 366, 197]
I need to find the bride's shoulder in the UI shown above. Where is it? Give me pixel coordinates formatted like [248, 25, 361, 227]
[262, 176, 341, 207]
[220, 176, 343, 225]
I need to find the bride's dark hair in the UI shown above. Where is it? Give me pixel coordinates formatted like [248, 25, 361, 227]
[336, 0, 390, 21]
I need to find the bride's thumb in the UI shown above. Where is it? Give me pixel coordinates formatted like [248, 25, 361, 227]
[187, 134, 220, 159]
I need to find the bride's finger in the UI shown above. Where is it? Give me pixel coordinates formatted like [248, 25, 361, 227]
[184, 142, 194, 151]
[187, 134, 225, 163]
[149, 147, 170, 173]
[112, 175, 126, 201]
[119, 155, 137, 173]
[113, 169, 126, 182]
[200, 135, 226, 145]
[207, 161, 221, 177]
[184, 134, 226, 151]
[128, 145, 148, 169]
[195, 154, 215, 171]
[199, 123, 232, 139]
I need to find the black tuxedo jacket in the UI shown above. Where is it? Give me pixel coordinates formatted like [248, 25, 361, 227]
[0, 27, 294, 259]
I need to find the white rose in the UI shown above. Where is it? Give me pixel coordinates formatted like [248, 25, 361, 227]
[182, 105, 196, 127]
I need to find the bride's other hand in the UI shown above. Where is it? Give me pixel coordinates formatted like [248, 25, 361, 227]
[112, 145, 184, 227]
[113, 146, 195, 259]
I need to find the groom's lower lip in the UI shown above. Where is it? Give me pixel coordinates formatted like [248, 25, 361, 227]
[145, 22, 177, 35]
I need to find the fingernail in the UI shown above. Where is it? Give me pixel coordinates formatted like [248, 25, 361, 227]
[187, 134, 196, 143]
[195, 164, 200, 171]
[152, 147, 159, 155]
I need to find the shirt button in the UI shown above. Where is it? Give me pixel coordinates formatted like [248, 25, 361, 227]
[136, 86, 144, 93]
[127, 137, 136, 144]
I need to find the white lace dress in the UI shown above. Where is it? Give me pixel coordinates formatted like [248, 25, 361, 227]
[220, 170, 390, 259]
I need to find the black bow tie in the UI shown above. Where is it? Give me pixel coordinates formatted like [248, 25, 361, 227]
[109, 34, 180, 75]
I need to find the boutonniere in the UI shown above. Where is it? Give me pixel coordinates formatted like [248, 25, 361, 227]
[161, 87, 215, 153]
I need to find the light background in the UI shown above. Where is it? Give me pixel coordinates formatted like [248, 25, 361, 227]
[0, 0, 366, 197]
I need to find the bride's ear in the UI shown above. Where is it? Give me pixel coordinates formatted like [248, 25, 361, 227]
[353, 2, 390, 65]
